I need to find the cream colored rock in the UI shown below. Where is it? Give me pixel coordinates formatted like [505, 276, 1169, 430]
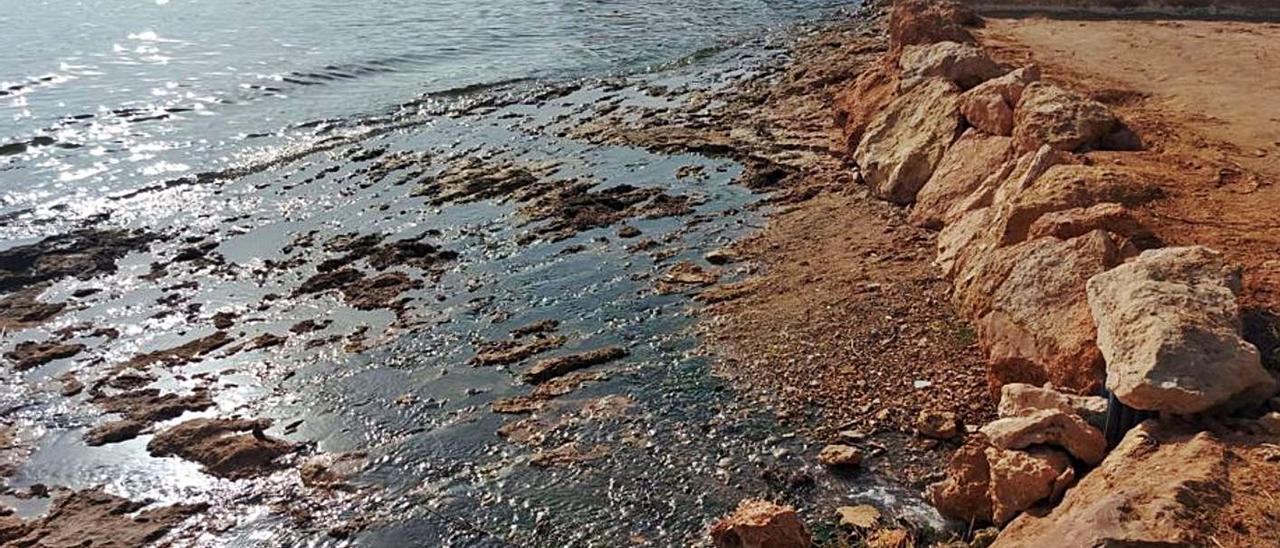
[916, 408, 961, 439]
[1026, 202, 1145, 242]
[999, 383, 1108, 427]
[836, 505, 881, 529]
[927, 438, 1077, 526]
[710, 499, 811, 548]
[980, 408, 1106, 465]
[1012, 82, 1118, 153]
[899, 41, 1006, 91]
[910, 130, 1013, 229]
[934, 145, 1071, 279]
[978, 230, 1124, 392]
[960, 66, 1041, 136]
[985, 446, 1073, 525]
[989, 164, 1160, 247]
[1087, 246, 1277, 414]
[854, 78, 964, 205]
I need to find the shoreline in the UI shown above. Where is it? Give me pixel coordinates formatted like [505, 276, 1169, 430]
[703, 0, 1280, 545]
[2, 0, 1278, 545]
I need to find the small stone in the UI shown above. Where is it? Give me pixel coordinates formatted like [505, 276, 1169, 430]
[913, 379, 933, 389]
[836, 505, 881, 529]
[916, 409, 960, 440]
[1258, 412, 1280, 436]
[838, 430, 867, 443]
[705, 248, 737, 265]
[818, 444, 863, 467]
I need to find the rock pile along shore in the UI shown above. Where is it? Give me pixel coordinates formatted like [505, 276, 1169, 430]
[713, 0, 1279, 545]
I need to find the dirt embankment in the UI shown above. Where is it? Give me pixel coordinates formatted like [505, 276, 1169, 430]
[707, 0, 1280, 545]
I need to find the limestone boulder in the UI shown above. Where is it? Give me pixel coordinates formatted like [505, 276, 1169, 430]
[934, 145, 1071, 279]
[1026, 202, 1149, 244]
[910, 130, 1013, 229]
[889, 0, 978, 51]
[899, 41, 1007, 91]
[986, 446, 1074, 526]
[980, 408, 1106, 465]
[989, 164, 1162, 248]
[1012, 82, 1119, 153]
[998, 383, 1108, 429]
[960, 66, 1041, 136]
[1086, 246, 1277, 414]
[834, 60, 900, 153]
[854, 78, 964, 205]
[927, 437, 1077, 526]
[710, 499, 811, 548]
[994, 422, 1280, 547]
[977, 230, 1124, 392]
[925, 437, 993, 524]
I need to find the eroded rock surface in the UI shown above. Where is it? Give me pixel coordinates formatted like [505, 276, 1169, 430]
[994, 422, 1280, 547]
[899, 41, 1005, 91]
[709, 499, 811, 548]
[1012, 82, 1118, 153]
[1087, 246, 1277, 414]
[980, 408, 1106, 465]
[854, 78, 963, 204]
[0, 488, 205, 548]
[959, 66, 1040, 136]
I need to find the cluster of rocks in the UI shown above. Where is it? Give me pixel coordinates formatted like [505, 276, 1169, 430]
[827, 0, 1280, 543]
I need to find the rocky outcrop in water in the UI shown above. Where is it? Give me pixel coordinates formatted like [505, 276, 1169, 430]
[147, 418, 296, 479]
[0, 488, 205, 548]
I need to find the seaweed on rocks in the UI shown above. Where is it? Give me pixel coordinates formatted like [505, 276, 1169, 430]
[0, 284, 66, 330]
[0, 229, 155, 292]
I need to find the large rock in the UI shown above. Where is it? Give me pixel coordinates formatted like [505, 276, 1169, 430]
[889, 0, 978, 51]
[1086, 246, 1277, 414]
[980, 408, 1106, 465]
[926, 437, 1076, 526]
[998, 383, 1108, 429]
[925, 437, 993, 524]
[977, 230, 1124, 392]
[709, 499, 811, 548]
[899, 41, 1006, 91]
[986, 446, 1074, 526]
[1012, 82, 1119, 153]
[834, 61, 901, 154]
[1026, 202, 1149, 243]
[910, 130, 1013, 229]
[934, 145, 1071, 279]
[854, 78, 964, 205]
[989, 164, 1161, 248]
[994, 421, 1280, 547]
[960, 67, 1041, 136]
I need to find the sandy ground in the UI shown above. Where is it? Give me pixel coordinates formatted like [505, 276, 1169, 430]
[980, 17, 1280, 311]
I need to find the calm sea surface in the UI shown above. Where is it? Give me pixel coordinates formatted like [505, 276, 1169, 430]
[1, 0, 841, 224]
